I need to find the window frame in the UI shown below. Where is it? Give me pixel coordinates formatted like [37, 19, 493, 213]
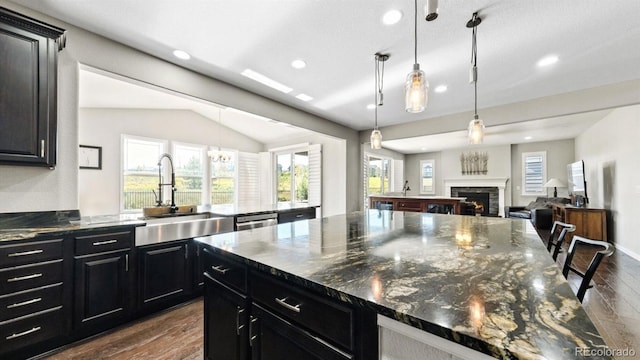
[120, 134, 167, 213]
[172, 141, 207, 206]
[521, 151, 547, 196]
[364, 152, 394, 198]
[209, 147, 238, 206]
[274, 145, 310, 207]
[419, 159, 435, 194]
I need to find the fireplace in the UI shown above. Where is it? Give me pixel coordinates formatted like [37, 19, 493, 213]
[458, 192, 490, 216]
[444, 178, 509, 217]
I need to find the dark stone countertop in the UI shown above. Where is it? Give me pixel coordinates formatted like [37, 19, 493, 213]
[194, 210, 609, 359]
[0, 210, 144, 242]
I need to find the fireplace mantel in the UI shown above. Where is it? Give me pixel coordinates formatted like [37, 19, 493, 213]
[444, 178, 509, 217]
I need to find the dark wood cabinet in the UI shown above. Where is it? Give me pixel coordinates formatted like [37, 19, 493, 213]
[138, 240, 193, 314]
[72, 230, 134, 337]
[0, 236, 71, 360]
[249, 304, 351, 360]
[277, 207, 316, 224]
[551, 204, 607, 242]
[0, 7, 65, 167]
[204, 273, 249, 360]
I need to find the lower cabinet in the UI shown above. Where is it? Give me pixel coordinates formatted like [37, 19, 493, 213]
[249, 304, 351, 360]
[138, 240, 193, 314]
[72, 229, 135, 338]
[202, 246, 376, 360]
[204, 273, 249, 360]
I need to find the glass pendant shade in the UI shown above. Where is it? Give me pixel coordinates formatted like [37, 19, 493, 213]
[468, 116, 485, 144]
[405, 64, 428, 113]
[370, 129, 382, 150]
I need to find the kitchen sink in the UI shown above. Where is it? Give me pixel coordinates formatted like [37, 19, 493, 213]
[135, 215, 234, 246]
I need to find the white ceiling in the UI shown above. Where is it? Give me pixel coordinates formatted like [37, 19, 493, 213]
[11, 0, 640, 151]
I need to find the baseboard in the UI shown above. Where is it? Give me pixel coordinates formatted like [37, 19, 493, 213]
[615, 244, 640, 262]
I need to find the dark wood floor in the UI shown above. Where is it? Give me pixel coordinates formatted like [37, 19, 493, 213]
[42, 233, 639, 360]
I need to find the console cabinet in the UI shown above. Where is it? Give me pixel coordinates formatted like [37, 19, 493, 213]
[551, 204, 607, 242]
[0, 7, 65, 167]
[369, 196, 463, 214]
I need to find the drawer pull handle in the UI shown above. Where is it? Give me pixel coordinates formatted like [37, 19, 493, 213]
[236, 307, 245, 335]
[6, 326, 41, 340]
[211, 265, 229, 274]
[249, 316, 258, 347]
[7, 273, 43, 283]
[275, 297, 301, 313]
[7, 297, 42, 309]
[295, 214, 304, 218]
[93, 239, 118, 246]
[8, 250, 44, 257]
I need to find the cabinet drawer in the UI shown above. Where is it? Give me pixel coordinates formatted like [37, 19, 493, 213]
[0, 284, 63, 323]
[395, 200, 422, 212]
[0, 239, 63, 268]
[278, 208, 316, 224]
[251, 271, 354, 352]
[0, 307, 64, 355]
[202, 247, 247, 293]
[74, 231, 132, 255]
[0, 260, 63, 295]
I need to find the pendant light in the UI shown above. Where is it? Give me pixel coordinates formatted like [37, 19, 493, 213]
[208, 109, 231, 162]
[405, 0, 428, 113]
[371, 53, 389, 150]
[467, 12, 485, 144]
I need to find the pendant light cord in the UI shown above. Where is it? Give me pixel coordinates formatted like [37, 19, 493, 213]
[471, 12, 478, 116]
[374, 55, 386, 129]
[374, 56, 378, 129]
[414, 0, 418, 65]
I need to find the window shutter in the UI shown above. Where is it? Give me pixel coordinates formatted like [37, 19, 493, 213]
[308, 144, 322, 207]
[393, 159, 404, 192]
[237, 152, 260, 209]
[522, 152, 546, 195]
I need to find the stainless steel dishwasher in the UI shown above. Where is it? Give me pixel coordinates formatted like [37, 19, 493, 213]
[235, 212, 278, 231]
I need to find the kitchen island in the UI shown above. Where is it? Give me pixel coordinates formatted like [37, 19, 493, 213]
[369, 195, 467, 214]
[194, 210, 609, 359]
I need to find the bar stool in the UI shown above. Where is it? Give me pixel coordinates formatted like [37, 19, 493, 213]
[562, 235, 615, 302]
[546, 221, 576, 260]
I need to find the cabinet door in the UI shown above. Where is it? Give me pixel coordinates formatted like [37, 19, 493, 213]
[138, 240, 191, 312]
[73, 250, 132, 334]
[250, 304, 351, 360]
[0, 8, 64, 167]
[204, 273, 249, 360]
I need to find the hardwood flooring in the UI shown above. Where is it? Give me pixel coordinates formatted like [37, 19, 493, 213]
[41, 233, 639, 360]
[42, 299, 204, 360]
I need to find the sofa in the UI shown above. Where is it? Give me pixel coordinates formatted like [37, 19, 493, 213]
[505, 197, 570, 229]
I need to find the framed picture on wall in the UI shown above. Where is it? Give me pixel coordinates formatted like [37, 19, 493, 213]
[79, 145, 102, 170]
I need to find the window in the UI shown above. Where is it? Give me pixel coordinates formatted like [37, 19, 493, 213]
[122, 135, 166, 211]
[211, 150, 236, 205]
[420, 159, 435, 194]
[276, 150, 309, 206]
[522, 151, 546, 195]
[173, 143, 205, 205]
[365, 154, 391, 197]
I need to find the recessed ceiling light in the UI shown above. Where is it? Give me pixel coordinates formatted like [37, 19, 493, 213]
[241, 69, 293, 93]
[295, 93, 313, 102]
[524, 136, 533, 140]
[382, 9, 402, 25]
[172, 50, 191, 60]
[366, 104, 375, 110]
[434, 85, 447, 93]
[291, 59, 307, 69]
[537, 55, 559, 67]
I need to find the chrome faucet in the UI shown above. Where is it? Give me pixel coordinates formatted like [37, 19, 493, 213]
[156, 153, 178, 212]
[402, 180, 411, 196]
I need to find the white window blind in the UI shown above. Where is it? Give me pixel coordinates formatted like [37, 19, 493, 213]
[237, 152, 260, 209]
[393, 160, 404, 192]
[522, 151, 546, 195]
[308, 144, 322, 207]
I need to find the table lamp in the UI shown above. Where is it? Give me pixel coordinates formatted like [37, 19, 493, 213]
[544, 178, 565, 198]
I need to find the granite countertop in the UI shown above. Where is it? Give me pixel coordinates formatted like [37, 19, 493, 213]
[0, 210, 145, 242]
[194, 210, 609, 359]
[204, 203, 317, 217]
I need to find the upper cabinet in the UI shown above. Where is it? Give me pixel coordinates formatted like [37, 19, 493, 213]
[0, 7, 65, 168]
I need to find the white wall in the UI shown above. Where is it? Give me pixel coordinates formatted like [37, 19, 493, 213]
[0, 1, 361, 214]
[78, 108, 263, 215]
[575, 105, 640, 259]
[510, 139, 575, 205]
[266, 134, 347, 217]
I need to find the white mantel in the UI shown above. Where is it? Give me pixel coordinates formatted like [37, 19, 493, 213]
[444, 177, 509, 217]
